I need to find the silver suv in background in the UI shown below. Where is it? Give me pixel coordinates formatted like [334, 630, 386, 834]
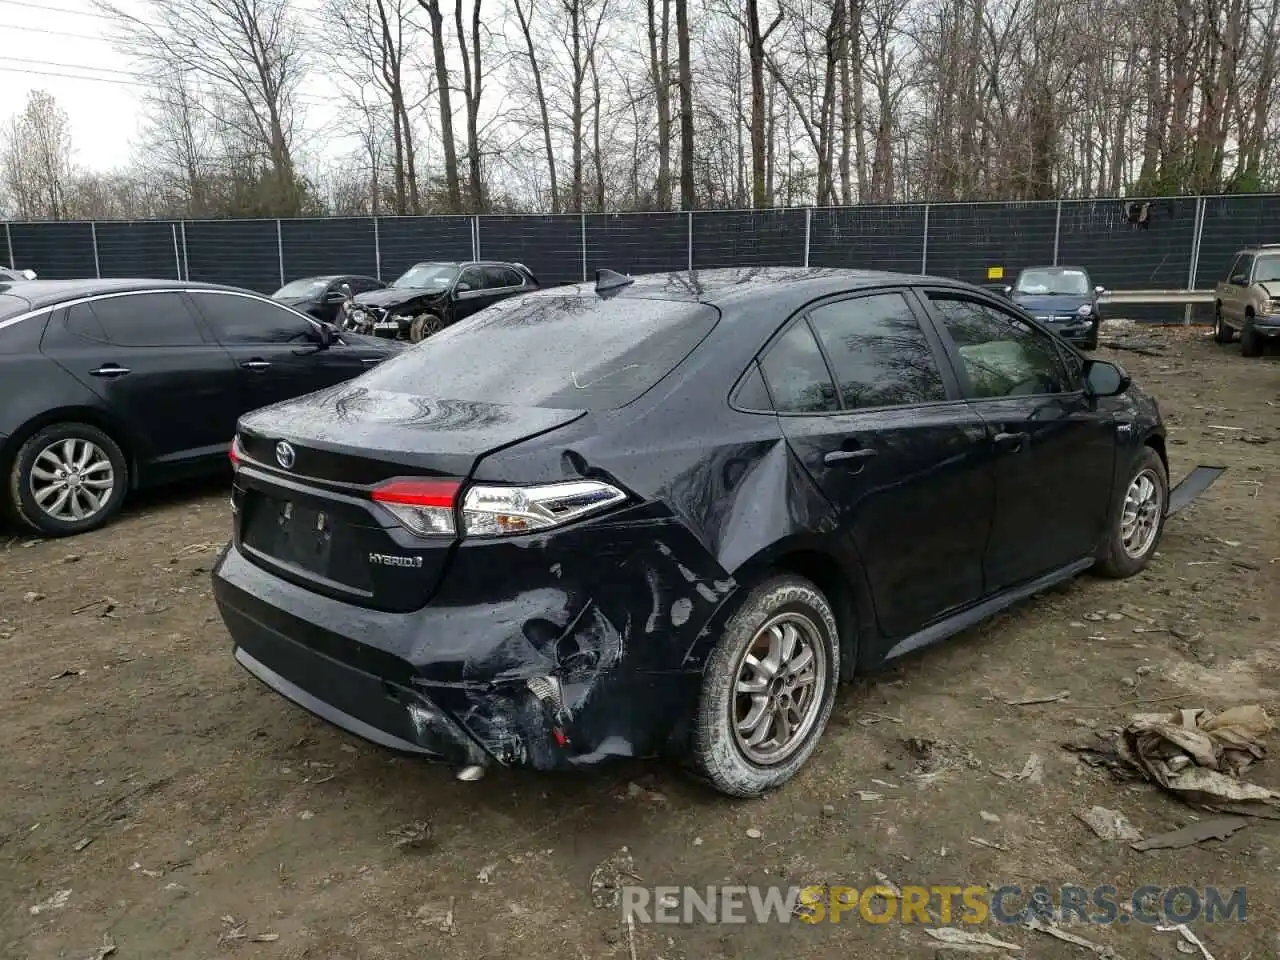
[1214, 245, 1280, 357]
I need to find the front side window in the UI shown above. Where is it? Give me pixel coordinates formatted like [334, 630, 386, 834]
[759, 321, 840, 414]
[458, 266, 484, 291]
[191, 293, 314, 345]
[929, 295, 1071, 398]
[807, 292, 947, 409]
[86, 293, 205, 347]
[1234, 255, 1255, 283]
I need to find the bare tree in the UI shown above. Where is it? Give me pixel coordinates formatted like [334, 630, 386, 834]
[100, 0, 308, 215]
[1, 90, 74, 220]
[675, 0, 696, 208]
[417, 0, 463, 211]
[513, 0, 560, 210]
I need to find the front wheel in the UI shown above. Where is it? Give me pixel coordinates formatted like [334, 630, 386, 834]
[8, 422, 129, 536]
[1241, 317, 1263, 357]
[1094, 447, 1168, 579]
[690, 574, 840, 797]
[408, 312, 445, 343]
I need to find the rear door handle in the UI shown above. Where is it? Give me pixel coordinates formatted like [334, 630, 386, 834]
[89, 364, 130, 378]
[993, 431, 1030, 453]
[241, 359, 271, 371]
[824, 448, 878, 466]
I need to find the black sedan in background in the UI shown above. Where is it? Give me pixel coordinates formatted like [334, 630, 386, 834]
[272, 275, 386, 325]
[347, 260, 539, 341]
[215, 267, 1174, 797]
[0, 279, 402, 536]
[1004, 265, 1106, 349]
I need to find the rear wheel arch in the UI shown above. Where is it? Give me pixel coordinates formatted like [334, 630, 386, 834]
[724, 543, 865, 681]
[2, 408, 140, 492]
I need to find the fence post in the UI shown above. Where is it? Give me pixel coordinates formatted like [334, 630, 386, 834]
[1185, 196, 1207, 325]
[687, 211, 694, 272]
[920, 204, 930, 274]
[180, 221, 189, 281]
[581, 212, 588, 281]
[4, 221, 13, 269]
[90, 222, 101, 278]
[171, 224, 182, 280]
[803, 207, 812, 267]
[275, 219, 285, 287]
[1052, 200, 1063, 266]
[472, 216, 481, 260]
[372, 217, 382, 280]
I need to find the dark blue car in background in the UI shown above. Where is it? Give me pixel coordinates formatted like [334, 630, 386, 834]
[1005, 265, 1105, 350]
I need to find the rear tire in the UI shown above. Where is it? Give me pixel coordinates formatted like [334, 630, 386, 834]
[1094, 446, 1167, 579]
[1241, 316, 1263, 357]
[1213, 305, 1233, 344]
[8, 422, 129, 537]
[689, 574, 840, 798]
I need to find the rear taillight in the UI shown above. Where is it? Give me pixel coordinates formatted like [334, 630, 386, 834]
[461, 480, 626, 536]
[370, 478, 627, 538]
[371, 478, 461, 536]
[229, 436, 243, 468]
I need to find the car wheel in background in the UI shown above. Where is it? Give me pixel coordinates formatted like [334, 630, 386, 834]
[1093, 446, 1168, 579]
[1240, 316, 1263, 357]
[8, 423, 129, 537]
[409, 312, 445, 343]
[1213, 305, 1233, 344]
[690, 574, 840, 797]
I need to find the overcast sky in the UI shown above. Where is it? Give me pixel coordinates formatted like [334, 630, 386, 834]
[2, 0, 359, 174]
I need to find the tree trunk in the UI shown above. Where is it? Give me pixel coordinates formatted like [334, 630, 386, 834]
[646, 0, 672, 208]
[418, 0, 462, 211]
[455, 0, 485, 211]
[745, 0, 781, 208]
[675, 0, 695, 209]
[515, 0, 559, 212]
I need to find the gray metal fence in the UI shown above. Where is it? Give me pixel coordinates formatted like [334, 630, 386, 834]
[5, 195, 1278, 316]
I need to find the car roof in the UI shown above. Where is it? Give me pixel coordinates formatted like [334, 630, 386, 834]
[0, 278, 264, 313]
[517, 266, 979, 310]
[1016, 265, 1089, 273]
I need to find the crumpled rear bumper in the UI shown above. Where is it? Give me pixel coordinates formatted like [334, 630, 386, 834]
[212, 522, 725, 770]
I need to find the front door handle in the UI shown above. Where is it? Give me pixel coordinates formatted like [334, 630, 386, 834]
[993, 431, 1030, 454]
[824, 448, 878, 466]
[241, 359, 271, 371]
[89, 364, 130, 378]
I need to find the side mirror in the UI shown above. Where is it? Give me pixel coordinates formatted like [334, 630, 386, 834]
[325, 289, 347, 303]
[1084, 359, 1129, 397]
[1094, 285, 1106, 295]
[455, 281, 471, 293]
[1001, 285, 1013, 297]
[1230, 274, 1247, 286]
[20, 269, 37, 280]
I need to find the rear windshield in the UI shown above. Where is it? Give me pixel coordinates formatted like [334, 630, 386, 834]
[356, 293, 719, 410]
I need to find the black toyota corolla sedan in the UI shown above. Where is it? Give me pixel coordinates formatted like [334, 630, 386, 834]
[214, 267, 1173, 797]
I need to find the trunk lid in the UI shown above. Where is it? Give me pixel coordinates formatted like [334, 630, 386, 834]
[233, 384, 584, 612]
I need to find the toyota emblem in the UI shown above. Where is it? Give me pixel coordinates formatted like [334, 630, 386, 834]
[275, 440, 296, 470]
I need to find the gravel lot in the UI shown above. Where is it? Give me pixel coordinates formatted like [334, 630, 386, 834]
[2, 324, 1277, 959]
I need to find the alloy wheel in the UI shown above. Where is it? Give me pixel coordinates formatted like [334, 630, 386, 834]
[29, 438, 115, 523]
[1120, 468, 1162, 559]
[731, 612, 828, 766]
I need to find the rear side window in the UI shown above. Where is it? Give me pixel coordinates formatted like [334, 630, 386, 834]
[87, 293, 205, 347]
[808, 293, 947, 408]
[759, 321, 840, 414]
[356, 293, 719, 411]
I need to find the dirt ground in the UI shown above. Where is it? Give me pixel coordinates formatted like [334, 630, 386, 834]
[2, 323, 1277, 960]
